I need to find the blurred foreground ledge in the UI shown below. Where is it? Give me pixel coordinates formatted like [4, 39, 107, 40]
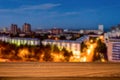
[0, 62, 120, 77]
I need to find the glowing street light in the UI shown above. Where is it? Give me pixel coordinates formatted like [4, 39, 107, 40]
[87, 49, 91, 55]
[90, 45, 93, 49]
[90, 39, 93, 43]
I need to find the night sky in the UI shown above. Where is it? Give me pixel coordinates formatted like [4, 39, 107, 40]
[0, 0, 120, 31]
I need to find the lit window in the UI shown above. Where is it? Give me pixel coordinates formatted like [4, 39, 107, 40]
[31, 40, 34, 45]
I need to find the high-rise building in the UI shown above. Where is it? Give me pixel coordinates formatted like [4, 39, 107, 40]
[98, 24, 104, 31]
[22, 23, 31, 33]
[10, 24, 18, 34]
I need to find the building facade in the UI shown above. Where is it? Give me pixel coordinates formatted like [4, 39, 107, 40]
[0, 36, 40, 46]
[10, 24, 18, 34]
[42, 35, 89, 59]
[104, 27, 120, 62]
[22, 23, 31, 33]
[51, 28, 63, 34]
[106, 39, 120, 62]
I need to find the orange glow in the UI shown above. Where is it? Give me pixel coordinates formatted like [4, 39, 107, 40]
[80, 39, 98, 62]
[72, 51, 80, 58]
[90, 45, 93, 49]
[83, 57, 87, 62]
[99, 36, 104, 40]
[70, 56, 81, 62]
[55, 37, 59, 40]
[51, 53, 64, 62]
[101, 58, 106, 62]
[90, 39, 93, 43]
[87, 49, 91, 55]
[80, 56, 87, 62]
[0, 58, 10, 62]
[18, 48, 30, 61]
[0, 36, 106, 62]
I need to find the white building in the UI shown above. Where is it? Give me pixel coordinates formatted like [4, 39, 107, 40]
[0, 36, 40, 46]
[42, 35, 89, 59]
[106, 38, 120, 62]
[105, 30, 120, 62]
[98, 24, 104, 31]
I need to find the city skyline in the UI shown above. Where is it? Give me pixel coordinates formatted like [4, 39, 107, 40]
[0, 0, 120, 30]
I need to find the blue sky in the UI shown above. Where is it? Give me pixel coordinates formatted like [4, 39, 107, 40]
[0, 0, 120, 30]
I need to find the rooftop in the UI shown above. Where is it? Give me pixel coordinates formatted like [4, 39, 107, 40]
[43, 35, 89, 43]
[0, 36, 40, 41]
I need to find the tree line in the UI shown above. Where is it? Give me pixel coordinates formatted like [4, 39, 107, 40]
[0, 41, 73, 62]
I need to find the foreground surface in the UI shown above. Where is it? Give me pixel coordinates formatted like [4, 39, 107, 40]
[0, 77, 120, 80]
[0, 62, 120, 79]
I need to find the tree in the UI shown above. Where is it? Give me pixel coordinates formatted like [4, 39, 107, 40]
[43, 44, 53, 62]
[81, 42, 87, 52]
[43, 50, 53, 62]
[52, 45, 60, 54]
[60, 36, 66, 40]
[62, 48, 73, 62]
[93, 39, 107, 61]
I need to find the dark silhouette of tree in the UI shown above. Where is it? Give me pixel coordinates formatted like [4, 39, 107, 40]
[60, 35, 66, 40]
[81, 42, 87, 52]
[52, 45, 60, 54]
[93, 39, 108, 61]
[43, 50, 53, 62]
[62, 48, 73, 62]
[0, 40, 74, 62]
[43, 44, 53, 62]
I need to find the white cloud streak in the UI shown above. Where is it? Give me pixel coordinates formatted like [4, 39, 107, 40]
[22, 3, 61, 10]
[62, 12, 80, 16]
[0, 3, 61, 12]
[0, 3, 81, 18]
[47, 11, 80, 18]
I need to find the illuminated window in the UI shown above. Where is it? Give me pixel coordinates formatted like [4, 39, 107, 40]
[17, 39, 21, 46]
[27, 41, 31, 45]
[35, 41, 39, 45]
[14, 39, 17, 44]
[21, 40, 24, 44]
[12, 39, 15, 44]
[31, 40, 34, 45]
[24, 40, 27, 45]
[9, 39, 11, 43]
[43, 41, 47, 45]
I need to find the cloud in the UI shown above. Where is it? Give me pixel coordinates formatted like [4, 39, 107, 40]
[22, 3, 61, 10]
[0, 3, 61, 13]
[47, 11, 80, 18]
[62, 12, 80, 16]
